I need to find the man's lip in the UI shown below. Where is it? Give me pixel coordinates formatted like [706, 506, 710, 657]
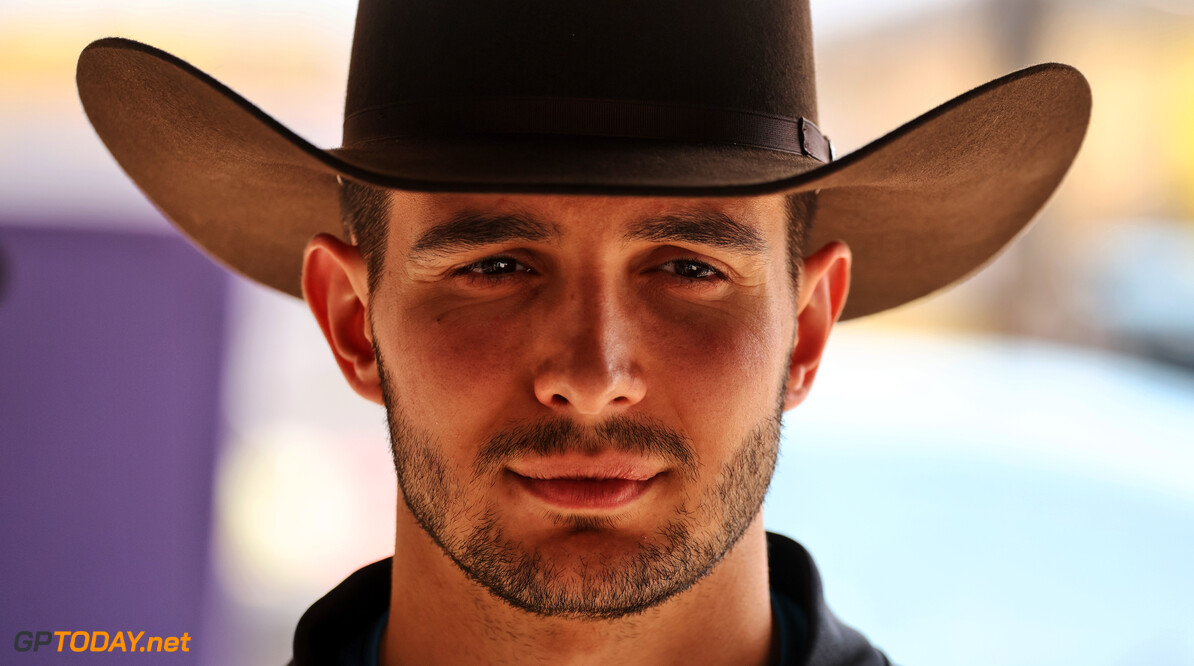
[507, 453, 664, 482]
[511, 473, 659, 510]
[507, 453, 665, 510]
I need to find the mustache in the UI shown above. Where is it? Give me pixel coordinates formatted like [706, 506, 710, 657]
[473, 416, 698, 480]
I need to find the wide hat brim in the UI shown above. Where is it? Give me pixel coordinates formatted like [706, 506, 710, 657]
[76, 38, 1090, 320]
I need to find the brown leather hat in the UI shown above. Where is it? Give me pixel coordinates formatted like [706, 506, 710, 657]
[76, 0, 1091, 319]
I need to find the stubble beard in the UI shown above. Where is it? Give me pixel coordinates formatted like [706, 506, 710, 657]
[376, 348, 786, 620]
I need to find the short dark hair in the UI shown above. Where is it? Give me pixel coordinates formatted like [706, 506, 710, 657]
[338, 179, 391, 295]
[784, 190, 817, 294]
[340, 181, 816, 296]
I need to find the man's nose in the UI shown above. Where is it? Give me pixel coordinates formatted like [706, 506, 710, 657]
[532, 283, 646, 416]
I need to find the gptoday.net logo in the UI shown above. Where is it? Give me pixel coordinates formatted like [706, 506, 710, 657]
[13, 630, 192, 654]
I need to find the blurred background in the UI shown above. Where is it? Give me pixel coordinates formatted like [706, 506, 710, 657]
[1, 0, 1192, 664]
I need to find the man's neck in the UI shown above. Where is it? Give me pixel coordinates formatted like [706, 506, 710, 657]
[381, 510, 775, 666]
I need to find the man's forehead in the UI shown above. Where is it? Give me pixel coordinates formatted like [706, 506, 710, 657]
[385, 190, 789, 244]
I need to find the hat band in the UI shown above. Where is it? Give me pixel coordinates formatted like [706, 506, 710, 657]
[342, 97, 833, 162]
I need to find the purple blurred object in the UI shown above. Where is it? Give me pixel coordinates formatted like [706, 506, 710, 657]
[0, 225, 228, 664]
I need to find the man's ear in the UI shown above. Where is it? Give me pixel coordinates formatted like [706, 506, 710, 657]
[302, 233, 385, 406]
[784, 240, 852, 411]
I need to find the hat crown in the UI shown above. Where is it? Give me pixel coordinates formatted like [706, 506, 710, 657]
[343, 0, 818, 144]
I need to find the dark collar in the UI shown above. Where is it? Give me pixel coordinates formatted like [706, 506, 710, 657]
[291, 532, 890, 666]
[766, 534, 892, 666]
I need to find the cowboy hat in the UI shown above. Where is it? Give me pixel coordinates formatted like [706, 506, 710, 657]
[76, 0, 1090, 320]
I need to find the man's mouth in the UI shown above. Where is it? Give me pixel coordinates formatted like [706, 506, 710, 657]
[508, 453, 665, 510]
[511, 474, 659, 510]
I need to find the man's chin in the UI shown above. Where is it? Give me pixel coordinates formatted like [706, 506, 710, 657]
[471, 556, 698, 621]
[443, 516, 725, 620]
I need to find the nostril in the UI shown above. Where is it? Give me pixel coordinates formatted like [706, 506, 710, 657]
[551, 394, 569, 406]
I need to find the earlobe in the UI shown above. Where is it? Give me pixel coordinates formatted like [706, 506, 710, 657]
[301, 233, 385, 406]
[783, 241, 852, 411]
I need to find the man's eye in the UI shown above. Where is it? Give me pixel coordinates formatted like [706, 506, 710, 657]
[660, 259, 724, 281]
[456, 256, 533, 278]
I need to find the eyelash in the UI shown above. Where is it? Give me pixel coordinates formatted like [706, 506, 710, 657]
[451, 256, 727, 285]
[658, 258, 727, 282]
[453, 256, 535, 284]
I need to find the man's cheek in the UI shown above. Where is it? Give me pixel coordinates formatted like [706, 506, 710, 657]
[412, 315, 533, 394]
[651, 318, 782, 418]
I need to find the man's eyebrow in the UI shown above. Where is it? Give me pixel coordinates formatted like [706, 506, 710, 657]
[409, 211, 557, 262]
[624, 211, 767, 255]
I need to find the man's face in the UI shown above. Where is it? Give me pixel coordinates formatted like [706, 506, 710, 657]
[357, 193, 804, 618]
